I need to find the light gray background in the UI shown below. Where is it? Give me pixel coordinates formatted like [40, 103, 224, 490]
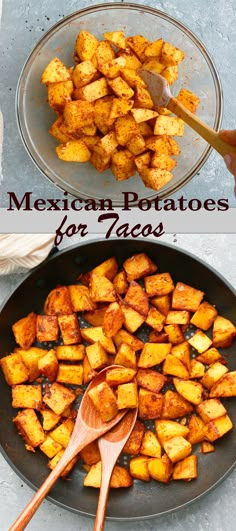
[0, 232, 236, 530]
[0, 0, 236, 207]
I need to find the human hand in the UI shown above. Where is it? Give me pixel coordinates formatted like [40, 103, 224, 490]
[219, 130, 236, 192]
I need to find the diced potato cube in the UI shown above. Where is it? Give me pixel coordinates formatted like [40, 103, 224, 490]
[111, 150, 136, 181]
[187, 415, 205, 444]
[134, 151, 152, 172]
[75, 77, 109, 102]
[49, 116, 72, 144]
[58, 313, 81, 346]
[44, 286, 73, 316]
[204, 415, 233, 442]
[163, 436, 192, 463]
[136, 368, 166, 393]
[103, 301, 124, 338]
[84, 460, 133, 488]
[95, 41, 116, 75]
[154, 116, 184, 136]
[106, 367, 136, 386]
[75, 30, 98, 61]
[81, 327, 116, 354]
[114, 114, 140, 146]
[0, 353, 29, 385]
[50, 418, 75, 447]
[131, 108, 158, 123]
[201, 362, 229, 389]
[113, 270, 129, 295]
[126, 134, 146, 156]
[162, 390, 193, 419]
[210, 371, 236, 397]
[48, 449, 78, 477]
[123, 252, 157, 282]
[212, 315, 236, 348]
[151, 294, 171, 316]
[121, 303, 145, 333]
[120, 68, 147, 88]
[86, 341, 108, 370]
[151, 153, 177, 171]
[140, 167, 173, 191]
[41, 57, 71, 84]
[40, 435, 62, 458]
[200, 441, 215, 453]
[129, 456, 150, 482]
[172, 455, 197, 481]
[163, 355, 189, 379]
[56, 140, 91, 162]
[144, 272, 174, 297]
[162, 66, 179, 85]
[94, 96, 114, 135]
[40, 408, 60, 431]
[80, 440, 100, 465]
[196, 347, 222, 365]
[38, 349, 59, 382]
[145, 307, 166, 332]
[144, 38, 163, 58]
[113, 329, 144, 352]
[123, 420, 145, 455]
[12, 384, 42, 410]
[155, 419, 189, 447]
[176, 88, 200, 114]
[47, 80, 73, 113]
[126, 35, 150, 62]
[56, 364, 83, 385]
[134, 86, 154, 109]
[118, 50, 142, 70]
[68, 285, 96, 312]
[117, 382, 138, 409]
[172, 282, 204, 312]
[103, 31, 126, 50]
[160, 41, 185, 66]
[138, 388, 163, 419]
[164, 324, 185, 344]
[173, 378, 203, 405]
[88, 382, 118, 422]
[80, 256, 119, 284]
[171, 341, 191, 372]
[138, 342, 171, 368]
[56, 344, 85, 361]
[188, 329, 212, 353]
[90, 273, 117, 303]
[148, 454, 172, 483]
[196, 399, 226, 423]
[114, 341, 137, 369]
[140, 430, 162, 458]
[108, 76, 134, 99]
[12, 312, 36, 350]
[109, 98, 134, 120]
[72, 60, 97, 88]
[43, 382, 75, 415]
[83, 355, 97, 385]
[13, 409, 45, 447]
[36, 315, 59, 343]
[189, 359, 205, 379]
[124, 280, 149, 317]
[63, 100, 94, 133]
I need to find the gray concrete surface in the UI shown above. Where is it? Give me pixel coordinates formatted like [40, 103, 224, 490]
[0, 232, 236, 531]
[0, 0, 236, 206]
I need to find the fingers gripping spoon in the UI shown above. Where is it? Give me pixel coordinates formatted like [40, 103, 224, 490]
[138, 69, 236, 156]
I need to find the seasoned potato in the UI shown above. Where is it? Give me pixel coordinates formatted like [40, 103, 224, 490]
[12, 312, 37, 350]
[172, 455, 197, 481]
[41, 57, 71, 84]
[0, 353, 29, 385]
[88, 381, 118, 422]
[38, 349, 59, 382]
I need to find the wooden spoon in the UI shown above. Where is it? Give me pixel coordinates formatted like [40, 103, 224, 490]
[9, 366, 127, 531]
[94, 409, 138, 531]
[138, 69, 236, 157]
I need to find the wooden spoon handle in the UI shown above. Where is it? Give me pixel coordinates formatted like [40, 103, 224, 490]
[167, 97, 236, 157]
[93, 472, 111, 531]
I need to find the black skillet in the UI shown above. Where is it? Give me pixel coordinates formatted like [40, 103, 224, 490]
[0, 238, 235, 521]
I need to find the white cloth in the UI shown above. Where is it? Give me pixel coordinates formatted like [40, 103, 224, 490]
[0, 234, 55, 274]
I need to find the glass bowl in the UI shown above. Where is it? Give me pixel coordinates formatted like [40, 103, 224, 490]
[16, 2, 222, 206]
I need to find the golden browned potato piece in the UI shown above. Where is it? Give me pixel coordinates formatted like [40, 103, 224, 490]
[13, 409, 46, 448]
[111, 150, 136, 181]
[172, 455, 197, 481]
[172, 282, 205, 312]
[103, 301, 124, 338]
[12, 384, 42, 410]
[0, 353, 29, 385]
[38, 349, 59, 382]
[86, 341, 108, 370]
[58, 313, 81, 346]
[176, 88, 200, 114]
[41, 57, 71, 84]
[88, 381, 118, 422]
[212, 316, 236, 348]
[75, 30, 98, 61]
[160, 42, 185, 66]
[56, 140, 91, 162]
[155, 419, 189, 447]
[123, 420, 145, 455]
[84, 461, 133, 488]
[129, 456, 150, 482]
[148, 454, 172, 483]
[12, 312, 37, 350]
[43, 382, 75, 415]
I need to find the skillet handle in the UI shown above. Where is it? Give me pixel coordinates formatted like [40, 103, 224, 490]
[168, 97, 236, 157]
